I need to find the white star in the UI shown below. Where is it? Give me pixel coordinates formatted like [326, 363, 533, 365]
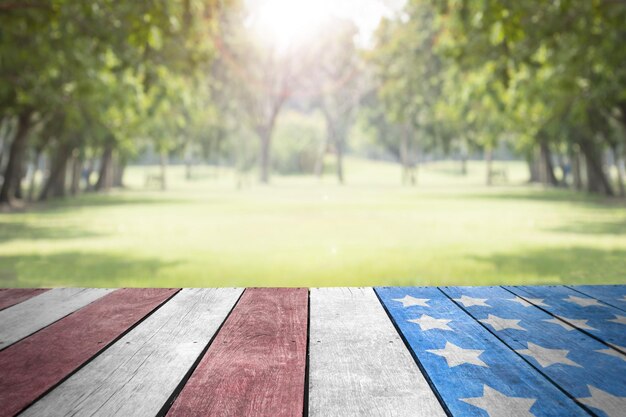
[578, 385, 626, 417]
[596, 344, 626, 361]
[392, 295, 430, 308]
[543, 316, 597, 331]
[508, 296, 548, 308]
[516, 342, 581, 368]
[461, 385, 536, 417]
[426, 341, 488, 368]
[608, 314, 626, 325]
[620, 295, 626, 303]
[564, 295, 604, 308]
[454, 295, 490, 307]
[480, 314, 526, 331]
[407, 314, 453, 331]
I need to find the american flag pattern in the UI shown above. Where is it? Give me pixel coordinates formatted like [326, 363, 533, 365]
[376, 286, 626, 417]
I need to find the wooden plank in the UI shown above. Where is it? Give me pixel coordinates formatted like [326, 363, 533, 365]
[0, 289, 49, 311]
[308, 288, 446, 417]
[507, 286, 626, 352]
[21, 288, 242, 417]
[166, 288, 308, 417]
[442, 286, 626, 417]
[0, 288, 114, 350]
[568, 285, 626, 312]
[0, 288, 179, 417]
[375, 287, 589, 417]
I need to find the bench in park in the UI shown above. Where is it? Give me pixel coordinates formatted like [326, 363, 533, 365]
[0, 285, 624, 416]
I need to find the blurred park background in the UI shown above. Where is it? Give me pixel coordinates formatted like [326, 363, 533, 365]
[0, 0, 625, 287]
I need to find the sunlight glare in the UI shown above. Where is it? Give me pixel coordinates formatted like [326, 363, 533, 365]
[250, 0, 334, 49]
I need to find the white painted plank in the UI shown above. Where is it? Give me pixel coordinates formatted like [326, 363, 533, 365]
[22, 288, 242, 417]
[309, 287, 447, 417]
[0, 288, 114, 349]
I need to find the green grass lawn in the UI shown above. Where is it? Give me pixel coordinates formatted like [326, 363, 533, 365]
[1, 158, 625, 288]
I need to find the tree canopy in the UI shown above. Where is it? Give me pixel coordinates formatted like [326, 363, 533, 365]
[1, 0, 625, 204]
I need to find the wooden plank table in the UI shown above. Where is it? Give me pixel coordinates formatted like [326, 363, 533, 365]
[0, 285, 624, 417]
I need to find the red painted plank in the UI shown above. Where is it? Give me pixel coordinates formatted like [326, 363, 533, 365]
[0, 289, 49, 311]
[0, 288, 179, 417]
[166, 288, 308, 417]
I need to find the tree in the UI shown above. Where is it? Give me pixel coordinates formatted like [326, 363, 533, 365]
[311, 18, 362, 184]
[368, 2, 446, 185]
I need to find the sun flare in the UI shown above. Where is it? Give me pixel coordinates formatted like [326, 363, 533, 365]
[249, 0, 335, 49]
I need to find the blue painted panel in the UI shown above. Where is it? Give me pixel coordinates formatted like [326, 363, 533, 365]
[375, 287, 588, 417]
[507, 286, 626, 350]
[569, 285, 626, 312]
[442, 286, 626, 417]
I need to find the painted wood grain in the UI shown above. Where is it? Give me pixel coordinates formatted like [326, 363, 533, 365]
[507, 286, 626, 352]
[0, 288, 179, 417]
[569, 285, 626, 312]
[442, 286, 626, 417]
[376, 287, 589, 417]
[166, 288, 308, 417]
[21, 288, 242, 417]
[0, 289, 48, 311]
[308, 287, 446, 417]
[0, 288, 113, 350]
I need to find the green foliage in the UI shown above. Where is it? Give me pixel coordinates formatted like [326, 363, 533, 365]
[364, 0, 626, 193]
[0, 0, 229, 200]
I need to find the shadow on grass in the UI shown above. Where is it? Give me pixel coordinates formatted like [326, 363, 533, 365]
[37, 192, 186, 212]
[0, 252, 180, 287]
[473, 246, 626, 285]
[549, 219, 626, 236]
[0, 191, 188, 216]
[466, 187, 625, 208]
[0, 222, 103, 243]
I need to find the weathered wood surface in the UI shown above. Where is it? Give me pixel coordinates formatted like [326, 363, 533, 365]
[442, 286, 626, 417]
[2, 285, 625, 417]
[508, 286, 626, 352]
[0, 289, 48, 311]
[570, 285, 626, 312]
[308, 287, 446, 417]
[0, 288, 178, 417]
[0, 288, 113, 350]
[376, 286, 589, 417]
[21, 288, 242, 417]
[166, 288, 308, 417]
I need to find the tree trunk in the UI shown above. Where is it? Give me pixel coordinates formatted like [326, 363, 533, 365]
[95, 142, 113, 191]
[460, 155, 468, 176]
[14, 157, 26, 200]
[27, 149, 42, 201]
[571, 147, 583, 191]
[336, 138, 344, 185]
[159, 151, 167, 191]
[113, 157, 125, 188]
[84, 159, 95, 191]
[527, 147, 541, 183]
[0, 110, 32, 204]
[259, 129, 271, 184]
[0, 116, 16, 174]
[39, 142, 71, 201]
[70, 153, 81, 195]
[185, 159, 192, 180]
[485, 148, 493, 186]
[612, 145, 625, 197]
[539, 139, 558, 186]
[184, 144, 192, 180]
[579, 139, 613, 196]
[400, 123, 409, 185]
[459, 138, 468, 176]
